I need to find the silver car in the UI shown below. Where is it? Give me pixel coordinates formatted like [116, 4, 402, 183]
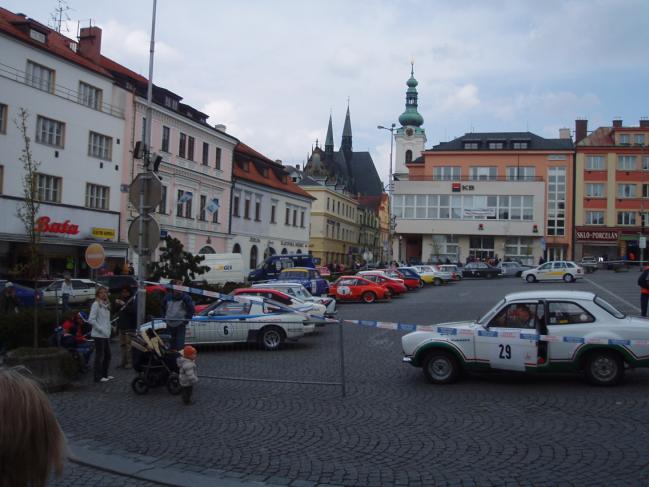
[41, 279, 98, 305]
[497, 261, 531, 277]
[251, 282, 336, 316]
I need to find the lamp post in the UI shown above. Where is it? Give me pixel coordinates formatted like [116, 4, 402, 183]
[378, 123, 396, 263]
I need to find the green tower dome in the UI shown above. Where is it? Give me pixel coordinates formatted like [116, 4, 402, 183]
[398, 63, 424, 127]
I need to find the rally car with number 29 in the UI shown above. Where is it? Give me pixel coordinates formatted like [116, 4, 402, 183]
[402, 291, 649, 386]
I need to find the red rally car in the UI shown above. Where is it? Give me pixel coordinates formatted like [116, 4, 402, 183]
[329, 276, 391, 303]
[384, 269, 420, 290]
[359, 273, 408, 296]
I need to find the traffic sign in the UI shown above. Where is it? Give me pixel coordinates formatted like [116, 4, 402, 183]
[85, 243, 106, 269]
[128, 215, 161, 255]
[129, 172, 162, 211]
[640, 237, 647, 249]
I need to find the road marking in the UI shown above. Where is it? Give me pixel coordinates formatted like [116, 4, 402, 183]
[584, 277, 641, 312]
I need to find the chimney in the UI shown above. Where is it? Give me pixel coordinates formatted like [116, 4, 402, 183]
[275, 159, 282, 165]
[78, 26, 102, 63]
[640, 117, 649, 128]
[612, 118, 623, 128]
[214, 124, 226, 132]
[559, 128, 571, 139]
[575, 119, 588, 144]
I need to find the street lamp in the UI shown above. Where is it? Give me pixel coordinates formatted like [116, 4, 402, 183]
[378, 123, 396, 263]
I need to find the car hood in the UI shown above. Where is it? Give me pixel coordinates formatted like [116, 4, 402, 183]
[402, 320, 477, 354]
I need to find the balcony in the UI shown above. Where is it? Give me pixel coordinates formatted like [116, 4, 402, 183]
[0, 61, 125, 119]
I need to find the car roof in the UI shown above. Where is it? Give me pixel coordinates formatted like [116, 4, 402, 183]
[505, 290, 596, 302]
[280, 267, 315, 272]
[235, 288, 290, 297]
[254, 282, 303, 288]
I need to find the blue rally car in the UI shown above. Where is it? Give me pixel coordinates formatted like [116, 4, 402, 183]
[274, 267, 329, 296]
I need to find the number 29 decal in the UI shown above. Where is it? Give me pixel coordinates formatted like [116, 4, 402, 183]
[498, 344, 512, 359]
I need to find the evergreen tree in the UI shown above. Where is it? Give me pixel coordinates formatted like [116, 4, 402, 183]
[148, 236, 209, 284]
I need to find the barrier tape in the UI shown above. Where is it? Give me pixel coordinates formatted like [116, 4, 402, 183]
[345, 320, 649, 346]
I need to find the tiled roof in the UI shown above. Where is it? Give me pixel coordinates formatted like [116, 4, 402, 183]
[234, 143, 315, 200]
[432, 132, 574, 151]
[577, 127, 614, 147]
[0, 7, 113, 78]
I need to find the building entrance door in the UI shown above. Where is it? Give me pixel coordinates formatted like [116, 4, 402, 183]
[469, 236, 495, 260]
[547, 246, 566, 261]
[405, 236, 422, 264]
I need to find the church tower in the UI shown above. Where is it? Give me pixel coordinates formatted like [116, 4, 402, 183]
[394, 63, 426, 178]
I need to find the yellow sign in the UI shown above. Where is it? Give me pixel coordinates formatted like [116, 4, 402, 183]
[91, 227, 116, 239]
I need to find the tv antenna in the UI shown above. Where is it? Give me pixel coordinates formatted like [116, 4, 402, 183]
[49, 0, 73, 33]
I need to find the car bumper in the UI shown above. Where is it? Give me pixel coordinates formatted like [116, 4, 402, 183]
[402, 356, 413, 364]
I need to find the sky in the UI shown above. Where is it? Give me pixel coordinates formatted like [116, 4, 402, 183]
[6, 0, 649, 183]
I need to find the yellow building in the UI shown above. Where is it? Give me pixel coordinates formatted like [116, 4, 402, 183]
[299, 176, 360, 267]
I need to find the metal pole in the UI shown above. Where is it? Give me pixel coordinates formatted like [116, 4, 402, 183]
[338, 319, 346, 397]
[55, 288, 60, 327]
[388, 124, 394, 263]
[137, 0, 157, 328]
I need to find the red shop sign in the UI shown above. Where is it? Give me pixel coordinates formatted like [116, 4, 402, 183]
[35, 216, 80, 235]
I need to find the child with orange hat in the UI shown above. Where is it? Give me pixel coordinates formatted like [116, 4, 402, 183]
[177, 345, 198, 405]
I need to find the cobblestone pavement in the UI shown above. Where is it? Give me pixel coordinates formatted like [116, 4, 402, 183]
[50, 271, 649, 486]
[50, 462, 162, 486]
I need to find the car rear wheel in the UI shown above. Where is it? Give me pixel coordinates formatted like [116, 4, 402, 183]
[563, 273, 574, 283]
[584, 351, 624, 386]
[526, 274, 536, 283]
[258, 326, 285, 351]
[485, 272, 493, 279]
[418, 280, 425, 288]
[362, 291, 376, 303]
[423, 350, 461, 385]
[433, 278, 443, 286]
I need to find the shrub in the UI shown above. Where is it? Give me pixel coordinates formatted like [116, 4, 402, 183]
[0, 309, 59, 350]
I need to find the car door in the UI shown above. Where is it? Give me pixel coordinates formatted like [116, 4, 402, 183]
[474, 302, 540, 371]
[192, 300, 249, 343]
[535, 262, 553, 281]
[550, 261, 566, 280]
[71, 280, 92, 304]
[543, 300, 596, 363]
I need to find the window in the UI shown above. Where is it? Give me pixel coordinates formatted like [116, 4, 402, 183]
[504, 237, 534, 265]
[26, 61, 54, 93]
[164, 96, 178, 110]
[215, 147, 222, 169]
[489, 303, 539, 329]
[644, 184, 649, 198]
[202, 142, 209, 165]
[141, 117, 147, 141]
[178, 133, 186, 158]
[488, 141, 504, 150]
[78, 82, 102, 110]
[211, 198, 219, 223]
[199, 195, 207, 221]
[585, 183, 604, 198]
[35, 173, 61, 202]
[232, 194, 240, 217]
[187, 136, 195, 161]
[176, 190, 192, 218]
[249, 245, 258, 270]
[619, 134, 630, 145]
[617, 211, 636, 225]
[29, 29, 46, 43]
[0, 104, 6, 134]
[293, 209, 298, 227]
[430, 235, 459, 262]
[433, 166, 461, 181]
[405, 150, 412, 164]
[85, 183, 109, 210]
[635, 134, 646, 145]
[464, 142, 479, 149]
[470, 166, 497, 181]
[643, 157, 649, 170]
[585, 155, 606, 170]
[271, 200, 277, 223]
[547, 302, 594, 325]
[327, 198, 330, 211]
[36, 116, 64, 148]
[337, 201, 340, 214]
[512, 141, 529, 149]
[158, 185, 167, 214]
[162, 126, 170, 152]
[506, 166, 535, 181]
[547, 166, 566, 236]
[244, 196, 251, 219]
[300, 210, 305, 228]
[88, 131, 112, 160]
[618, 155, 636, 170]
[285, 206, 290, 224]
[255, 200, 261, 221]
[585, 211, 604, 225]
[618, 184, 636, 198]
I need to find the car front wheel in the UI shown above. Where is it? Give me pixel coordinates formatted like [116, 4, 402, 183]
[563, 273, 575, 283]
[526, 274, 536, 283]
[584, 351, 624, 386]
[423, 350, 461, 384]
[259, 326, 285, 351]
[418, 280, 425, 288]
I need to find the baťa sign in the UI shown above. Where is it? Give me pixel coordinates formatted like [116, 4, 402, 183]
[575, 228, 619, 242]
[35, 216, 79, 235]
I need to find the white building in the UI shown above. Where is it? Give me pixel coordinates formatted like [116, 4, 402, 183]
[230, 143, 314, 273]
[0, 10, 129, 276]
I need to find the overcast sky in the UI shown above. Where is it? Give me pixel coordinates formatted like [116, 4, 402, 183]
[7, 0, 649, 183]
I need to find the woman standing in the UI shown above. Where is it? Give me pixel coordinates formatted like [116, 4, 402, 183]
[88, 286, 114, 383]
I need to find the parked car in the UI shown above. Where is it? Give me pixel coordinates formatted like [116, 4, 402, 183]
[251, 282, 336, 316]
[461, 262, 502, 279]
[412, 265, 454, 285]
[359, 273, 408, 296]
[41, 279, 97, 306]
[248, 254, 321, 282]
[96, 275, 138, 294]
[521, 261, 584, 283]
[0, 280, 43, 307]
[497, 261, 532, 277]
[329, 276, 391, 303]
[439, 264, 462, 281]
[141, 296, 315, 350]
[232, 288, 327, 321]
[580, 256, 599, 274]
[274, 267, 329, 296]
[397, 267, 425, 289]
[402, 290, 648, 386]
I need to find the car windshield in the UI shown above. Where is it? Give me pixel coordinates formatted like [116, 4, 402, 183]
[280, 271, 308, 279]
[201, 299, 252, 316]
[594, 295, 626, 319]
[478, 298, 506, 324]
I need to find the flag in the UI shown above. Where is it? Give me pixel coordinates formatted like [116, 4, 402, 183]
[206, 198, 220, 213]
[178, 191, 193, 204]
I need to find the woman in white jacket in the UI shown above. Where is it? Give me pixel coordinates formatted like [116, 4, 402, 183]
[88, 286, 114, 383]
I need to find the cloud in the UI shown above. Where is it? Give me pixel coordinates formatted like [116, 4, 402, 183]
[438, 84, 481, 112]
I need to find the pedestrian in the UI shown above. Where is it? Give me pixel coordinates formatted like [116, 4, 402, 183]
[162, 280, 195, 351]
[538, 256, 545, 265]
[128, 262, 135, 275]
[0, 282, 21, 314]
[88, 286, 114, 383]
[0, 368, 67, 487]
[638, 264, 649, 317]
[61, 275, 73, 313]
[177, 345, 198, 405]
[115, 285, 136, 369]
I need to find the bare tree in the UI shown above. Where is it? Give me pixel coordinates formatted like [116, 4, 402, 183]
[15, 108, 42, 347]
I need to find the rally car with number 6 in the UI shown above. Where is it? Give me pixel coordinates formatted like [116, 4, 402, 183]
[402, 291, 649, 386]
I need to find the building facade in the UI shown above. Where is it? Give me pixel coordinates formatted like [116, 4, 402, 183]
[574, 118, 649, 261]
[0, 10, 129, 277]
[230, 143, 314, 274]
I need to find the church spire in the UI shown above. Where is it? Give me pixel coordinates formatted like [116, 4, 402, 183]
[325, 113, 334, 156]
[398, 63, 424, 128]
[341, 101, 352, 155]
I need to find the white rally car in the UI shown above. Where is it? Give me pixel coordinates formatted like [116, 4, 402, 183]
[142, 296, 315, 351]
[402, 291, 649, 386]
[251, 282, 336, 317]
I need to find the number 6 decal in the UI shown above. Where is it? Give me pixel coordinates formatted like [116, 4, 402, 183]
[498, 344, 512, 359]
[224, 325, 229, 335]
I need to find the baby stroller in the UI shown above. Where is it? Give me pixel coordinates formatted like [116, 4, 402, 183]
[131, 326, 181, 395]
[49, 311, 94, 373]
